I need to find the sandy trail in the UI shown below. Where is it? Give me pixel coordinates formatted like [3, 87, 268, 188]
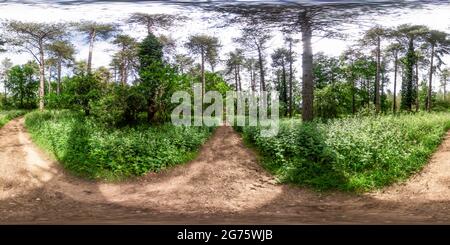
[1, 117, 450, 224]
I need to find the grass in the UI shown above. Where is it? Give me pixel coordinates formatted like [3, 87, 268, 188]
[25, 110, 215, 180]
[0, 110, 29, 128]
[235, 112, 450, 192]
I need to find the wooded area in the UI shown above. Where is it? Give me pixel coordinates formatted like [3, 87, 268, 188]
[0, 1, 449, 190]
[3, 0, 450, 226]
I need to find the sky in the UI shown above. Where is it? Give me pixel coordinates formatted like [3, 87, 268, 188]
[0, 1, 449, 91]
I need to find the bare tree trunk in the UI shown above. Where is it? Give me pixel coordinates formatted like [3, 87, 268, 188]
[415, 61, 419, 112]
[200, 47, 205, 101]
[282, 60, 287, 116]
[444, 84, 446, 101]
[352, 79, 356, 114]
[47, 68, 51, 95]
[427, 44, 434, 112]
[375, 35, 381, 113]
[288, 40, 294, 117]
[257, 45, 265, 92]
[147, 23, 152, 35]
[87, 29, 96, 74]
[39, 43, 45, 111]
[237, 64, 242, 91]
[120, 63, 126, 86]
[249, 65, 255, 92]
[124, 61, 128, 85]
[234, 65, 238, 91]
[113, 66, 118, 83]
[57, 57, 62, 95]
[393, 52, 398, 113]
[301, 21, 314, 121]
[3, 82, 6, 105]
[252, 69, 256, 92]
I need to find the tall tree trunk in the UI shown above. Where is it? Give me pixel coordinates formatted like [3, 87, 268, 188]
[39, 42, 45, 111]
[301, 21, 314, 121]
[368, 79, 372, 107]
[282, 60, 287, 116]
[252, 68, 256, 92]
[47, 68, 51, 95]
[427, 44, 434, 112]
[415, 61, 419, 112]
[3, 82, 6, 105]
[147, 23, 152, 36]
[352, 79, 356, 114]
[288, 41, 294, 117]
[120, 62, 126, 86]
[200, 47, 205, 102]
[381, 62, 385, 111]
[276, 71, 280, 92]
[257, 45, 265, 92]
[237, 65, 242, 91]
[233, 64, 239, 91]
[375, 35, 381, 113]
[87, 29, 96, 74]
[249, 66, 255, 92]
[113, 66, 118, 83]
[444, 84, 446, 101]
[124, 61, 128, 85]
[57, 57, 62, 95]
[393, 52, 398, 113]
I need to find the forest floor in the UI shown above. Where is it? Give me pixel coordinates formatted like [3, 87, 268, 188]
[1, 117, 450, 224]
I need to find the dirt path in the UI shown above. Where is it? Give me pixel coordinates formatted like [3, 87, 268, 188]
[1, 117, 450, 224]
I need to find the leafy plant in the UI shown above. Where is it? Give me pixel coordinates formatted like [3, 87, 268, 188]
[238, 112, 450, 191]
[25, 110, 214, 180]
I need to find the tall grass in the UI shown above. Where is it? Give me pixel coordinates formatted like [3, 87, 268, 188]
[25, 110, 214, 180]
[0, 110, 28, 128]
[237, 112, 450, 192]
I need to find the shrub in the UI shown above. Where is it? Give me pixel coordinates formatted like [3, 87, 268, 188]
[25, 110, 214, 180]
[64, 74, 102, 116]
[91, 85, 146, 127]
[239, 112, 450, 191]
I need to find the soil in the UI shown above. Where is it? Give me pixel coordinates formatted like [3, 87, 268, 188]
[1, 117, 450, 224]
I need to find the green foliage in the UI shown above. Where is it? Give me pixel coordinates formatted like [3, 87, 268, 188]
[5, 64, 38, 109]
[314, 83, 353, 119]
[64, 74, 102, 115]
[205, 71, 231, 96]
[139, 62, 191, 122]
[91, 84, 146, 126]
[0, 110, 28, 128]
[25, 110, 214, 180]
[400, 41, 417, 111]
[44, 92, 71, 110]
[138, 33, 163, 69]
[238, 112, 450, 191]
[138, 33, 190, 123]
[313, 53, 344, 89]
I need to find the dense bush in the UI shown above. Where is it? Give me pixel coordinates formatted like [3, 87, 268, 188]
[0, 110, 28, 128]
[91, 85, 146, 127]
[25, 110, 214, 180]
[237, 112, 450, 191]
[64, 73, 103, 116]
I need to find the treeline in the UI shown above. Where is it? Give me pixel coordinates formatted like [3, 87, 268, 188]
[313, 25, 450, 119]
[0, 14, 232, 126]
[0, 7, 449, 125]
